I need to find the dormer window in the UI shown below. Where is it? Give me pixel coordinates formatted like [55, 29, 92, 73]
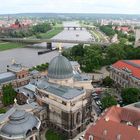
[89, 135, 94, 140]
[117, 134, 121, 140]
[103, 129, 107, 136]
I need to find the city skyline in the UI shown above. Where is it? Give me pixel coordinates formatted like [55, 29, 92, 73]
[0, 0, 140, 15]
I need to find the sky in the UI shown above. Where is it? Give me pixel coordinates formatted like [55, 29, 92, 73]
[0, 0, 140, 14]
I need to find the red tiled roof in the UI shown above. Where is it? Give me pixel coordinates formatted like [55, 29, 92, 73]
[121, 27, 129, 32]
[85, 106, 140, 140]
[10, 24, 20, 29]
[116, 26, 129, 32]
[112, 60, 140, 79]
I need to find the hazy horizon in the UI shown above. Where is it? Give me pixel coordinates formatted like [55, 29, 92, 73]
[0, 0, 140, 15]
[1, 12, 140, 16]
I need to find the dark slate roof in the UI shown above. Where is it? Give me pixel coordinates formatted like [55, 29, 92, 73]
[0, 72, 16, 84]
[36, 78, 85, 100]
[70, 61, 80, 67]
[0, 109, 40, 139]
[30, 70, 39, 75]
[73, 73, 92, 81]
[7, 63, 28, 72]
[48, 55, 73, 79]
[45, 85, 84, 100]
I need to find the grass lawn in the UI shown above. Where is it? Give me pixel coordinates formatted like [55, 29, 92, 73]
[0, 108, 6, 114]
[45, 129, 66, 140]
[29, 25, 63, 39]
[40, 28, 63, 39]
[0, 42, 24, 51]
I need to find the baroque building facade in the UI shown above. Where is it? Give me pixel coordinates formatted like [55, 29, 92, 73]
[34, 54, 93, 139]
[110, 60, 140, 89]
[0, 61, 30, 96]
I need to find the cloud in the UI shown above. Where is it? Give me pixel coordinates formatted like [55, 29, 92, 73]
[0, 0, 139, 14]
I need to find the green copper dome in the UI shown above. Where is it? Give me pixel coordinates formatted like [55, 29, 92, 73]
[48, 55, 73, 79]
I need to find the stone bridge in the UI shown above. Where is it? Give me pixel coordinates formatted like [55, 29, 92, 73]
[0, 38, 111, 50]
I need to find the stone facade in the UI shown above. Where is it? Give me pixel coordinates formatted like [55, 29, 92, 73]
[110, 66, 140, 88]
[33, 55, 94, 139]
[35, 86, 92, 139]
[0, 63, 30, 96]
[135, 29, 140, 48]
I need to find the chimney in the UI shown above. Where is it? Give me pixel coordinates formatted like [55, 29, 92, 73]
[117, 104, 120, 107]
[105, 117, 109, 122]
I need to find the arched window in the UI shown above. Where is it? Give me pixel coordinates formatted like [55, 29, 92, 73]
[76, 112, 81, 124]
[89, 135, 94, 140]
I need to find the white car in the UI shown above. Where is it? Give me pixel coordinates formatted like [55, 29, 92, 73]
[96, 100, 102, 105]
[77, 134, 85, 140]
[92, 93, 98, 96]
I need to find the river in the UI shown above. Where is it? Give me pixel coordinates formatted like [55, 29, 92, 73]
[0, 21, 93, 72]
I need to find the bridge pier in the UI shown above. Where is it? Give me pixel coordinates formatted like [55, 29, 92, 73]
[74, 27, 76, 30]
[68, 27, 70, 30]
[46, 42, 52, 50]
[80, 27, 82, 30]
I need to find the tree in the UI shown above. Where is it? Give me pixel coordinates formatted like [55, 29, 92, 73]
[101, 96, 117, 109]
[100, 25, 116, 37]
[0, 108, 6, 114]
[71, 44, 85, 58]
[83, 45, 103, 72]
[102, 76, 114, 87]
[32, 23, 52, 34]
[121, 88, 140, 105]
[105, 43, 126, 64]
[35, 34, 42, 39]
[2, 84, 17, 106]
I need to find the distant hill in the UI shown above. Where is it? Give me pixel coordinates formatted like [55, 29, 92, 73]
[0, 13, 140, 20]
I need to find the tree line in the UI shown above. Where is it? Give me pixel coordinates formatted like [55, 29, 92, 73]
[29, 63, 49, 72]
[101, 76, 140, 109]
[99, 25, 135, 42]
[62, 43, 140, 73]
[2, 84, 17, 106]
[5, 22, 52, 38]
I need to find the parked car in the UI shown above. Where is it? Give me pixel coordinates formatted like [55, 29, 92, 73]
[93, 96, 100, 100]
[99, 106, 103, 110]
[78, 136, 84, 140]
[96, 100, 102, 106]
[92, 93, 98, 96]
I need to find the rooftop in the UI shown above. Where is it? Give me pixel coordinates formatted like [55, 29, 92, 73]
[0, 72, 16, 84]
[70, 61, 80, 66]
[85, 106, 140, 140]
[7, 63, 28, 72]
[73, 73, 92, 81]
[125, 101, 140, 112]
[36, 78, 85, 100]
[0, 108, 40, 139]
[48, 55, 73, 79]
[112, 60, 140, 79]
